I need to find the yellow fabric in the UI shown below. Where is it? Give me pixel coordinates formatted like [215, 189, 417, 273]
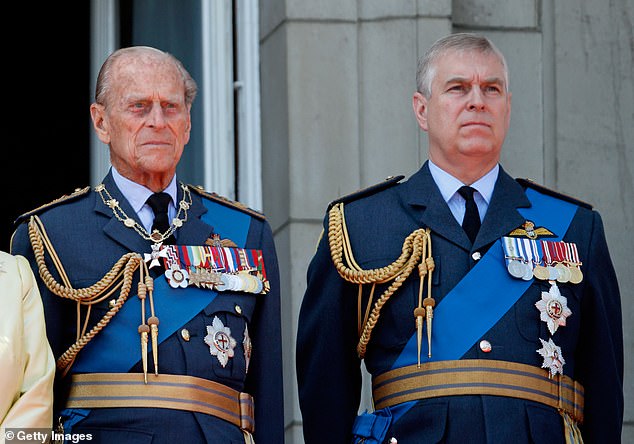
[0, 252, 55, 436]
[562, 411, 584, 444]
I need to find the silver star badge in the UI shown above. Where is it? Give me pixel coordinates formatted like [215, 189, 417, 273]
[535, 283, 572, 335]
[204, 316, 237, 367]
[536, 337, 565, 376]
[243, 324, 252, 374]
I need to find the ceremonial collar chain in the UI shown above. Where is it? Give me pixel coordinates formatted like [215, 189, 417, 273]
[95, 182, 193, 244]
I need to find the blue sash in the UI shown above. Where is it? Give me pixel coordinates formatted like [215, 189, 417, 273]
[73, 198, 252, 373]
[353, 187, 579, 436]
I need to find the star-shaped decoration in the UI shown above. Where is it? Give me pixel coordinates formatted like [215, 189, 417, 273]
[536, 337, 565, 376]
[144, 242, 169, 269]
[204, 316, 237, 367]
[243, 324, 252, 373]
[535, 283, 572, 335]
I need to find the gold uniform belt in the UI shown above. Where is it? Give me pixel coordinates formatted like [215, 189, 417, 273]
[373, 359, 584, 424]
[66, 372, 255, 433]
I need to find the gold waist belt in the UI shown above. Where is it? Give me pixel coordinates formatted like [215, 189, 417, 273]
[67, 372, 255, 433]
[373, 359, 584, 423]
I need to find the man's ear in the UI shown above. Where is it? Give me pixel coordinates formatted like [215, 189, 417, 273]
[412, 91, 429, 131]
[90, 103, 111, 144]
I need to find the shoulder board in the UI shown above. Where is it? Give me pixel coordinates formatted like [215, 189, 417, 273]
[188, 184, 266, 220]
[14, 186, 92, 225]
[515, 178, 592, 210]
[327, 175, 405, 210]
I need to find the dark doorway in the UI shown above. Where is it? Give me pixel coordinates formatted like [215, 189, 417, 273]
[3, 3, 91, 252]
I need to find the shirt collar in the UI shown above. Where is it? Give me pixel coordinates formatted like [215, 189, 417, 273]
[428, 160, 498, 204]
[111, 167, 178, 213]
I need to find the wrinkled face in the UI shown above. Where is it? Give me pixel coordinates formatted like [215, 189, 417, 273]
[413, 49, 511, 170]
[91, 54, 191, 185]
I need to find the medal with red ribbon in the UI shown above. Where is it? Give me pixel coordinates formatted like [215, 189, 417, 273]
[159, 245, 269, 294]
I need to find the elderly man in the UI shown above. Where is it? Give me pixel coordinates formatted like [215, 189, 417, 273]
[12, 46, 283, 444]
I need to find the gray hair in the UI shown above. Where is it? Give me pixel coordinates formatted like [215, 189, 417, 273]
[416, 33, 509, 98]
[94, 46, 198, 107]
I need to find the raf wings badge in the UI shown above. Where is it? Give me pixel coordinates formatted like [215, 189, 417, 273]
[508, 220, 556, 239]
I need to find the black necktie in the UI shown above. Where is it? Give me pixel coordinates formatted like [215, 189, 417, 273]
[458, 185, 481, 244]
[146, 192, 174, 244]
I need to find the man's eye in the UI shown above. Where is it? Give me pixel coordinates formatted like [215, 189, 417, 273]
[132, 102, 146, 109]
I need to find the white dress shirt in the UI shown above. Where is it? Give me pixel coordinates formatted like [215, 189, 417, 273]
[427, 160, 498, 225]
[111, 167, 178, 234]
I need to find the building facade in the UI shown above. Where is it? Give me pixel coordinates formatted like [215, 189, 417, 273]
[259, 1, 633, 442]
[3, 1, 631, 442]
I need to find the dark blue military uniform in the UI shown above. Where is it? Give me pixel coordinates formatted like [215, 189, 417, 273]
[11, 170, 284, 444]
[296, 161, 623, 444]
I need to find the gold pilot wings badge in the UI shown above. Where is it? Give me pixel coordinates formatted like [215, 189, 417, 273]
[507, 220, 556, 239]
[159, 245, 269, 294]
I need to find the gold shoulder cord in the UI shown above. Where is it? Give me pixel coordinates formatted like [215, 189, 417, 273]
[28, 215, 158, 381]
[328, 203, 435, 364]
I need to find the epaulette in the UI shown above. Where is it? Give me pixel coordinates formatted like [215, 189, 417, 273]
[14, 186, 92, 226]
[516, 178, 592, 210]
[188, 184, 266, 220]
[327, 175, 405, 210]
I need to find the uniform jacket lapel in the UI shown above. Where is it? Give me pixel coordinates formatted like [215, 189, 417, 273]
[95, 171, 149, 253]
[403, 162, 472, 250]
[401, 162, 532, 251]
[474, 168, 531, 250]
[176, 188, 214, 246]
[94, 171, 214, 252]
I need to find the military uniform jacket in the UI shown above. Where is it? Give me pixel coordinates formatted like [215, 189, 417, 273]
[11, 170, 284, 444]
[296, 162, 623, 444]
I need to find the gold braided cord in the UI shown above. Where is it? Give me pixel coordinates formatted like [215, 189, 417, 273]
[328, 203, 433, 358]
[28, 215, 144, 376]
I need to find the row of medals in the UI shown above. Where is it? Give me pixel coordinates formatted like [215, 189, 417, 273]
[186, 268, 264, 293]
[507, 258, 583, 284]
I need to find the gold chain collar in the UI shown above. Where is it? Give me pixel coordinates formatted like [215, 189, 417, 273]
[95, 182, 193, 244]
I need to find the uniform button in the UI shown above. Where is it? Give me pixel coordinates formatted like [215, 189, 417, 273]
[181, 329, 190, 341]
[472, 252, 482, 260]
[479, 339, 492, 353]
[235, 304, 242, 315]
[108, 299, 116, 308]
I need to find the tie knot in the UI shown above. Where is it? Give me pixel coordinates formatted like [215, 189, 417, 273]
[458, 185, 477, 201]
[146, 192, 172, 215]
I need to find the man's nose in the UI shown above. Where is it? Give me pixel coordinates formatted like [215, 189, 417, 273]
[466, 88, 486, 111]
[147, 104, 167, 127]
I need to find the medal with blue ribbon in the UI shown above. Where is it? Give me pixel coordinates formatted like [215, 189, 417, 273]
[160, 245, 269, 294]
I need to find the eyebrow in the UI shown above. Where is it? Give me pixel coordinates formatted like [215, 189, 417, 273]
[445, 76, 505, 86]
[122, 95, 182, 104]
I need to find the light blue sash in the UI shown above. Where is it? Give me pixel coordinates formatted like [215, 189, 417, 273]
[73, 198, 251, 373]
